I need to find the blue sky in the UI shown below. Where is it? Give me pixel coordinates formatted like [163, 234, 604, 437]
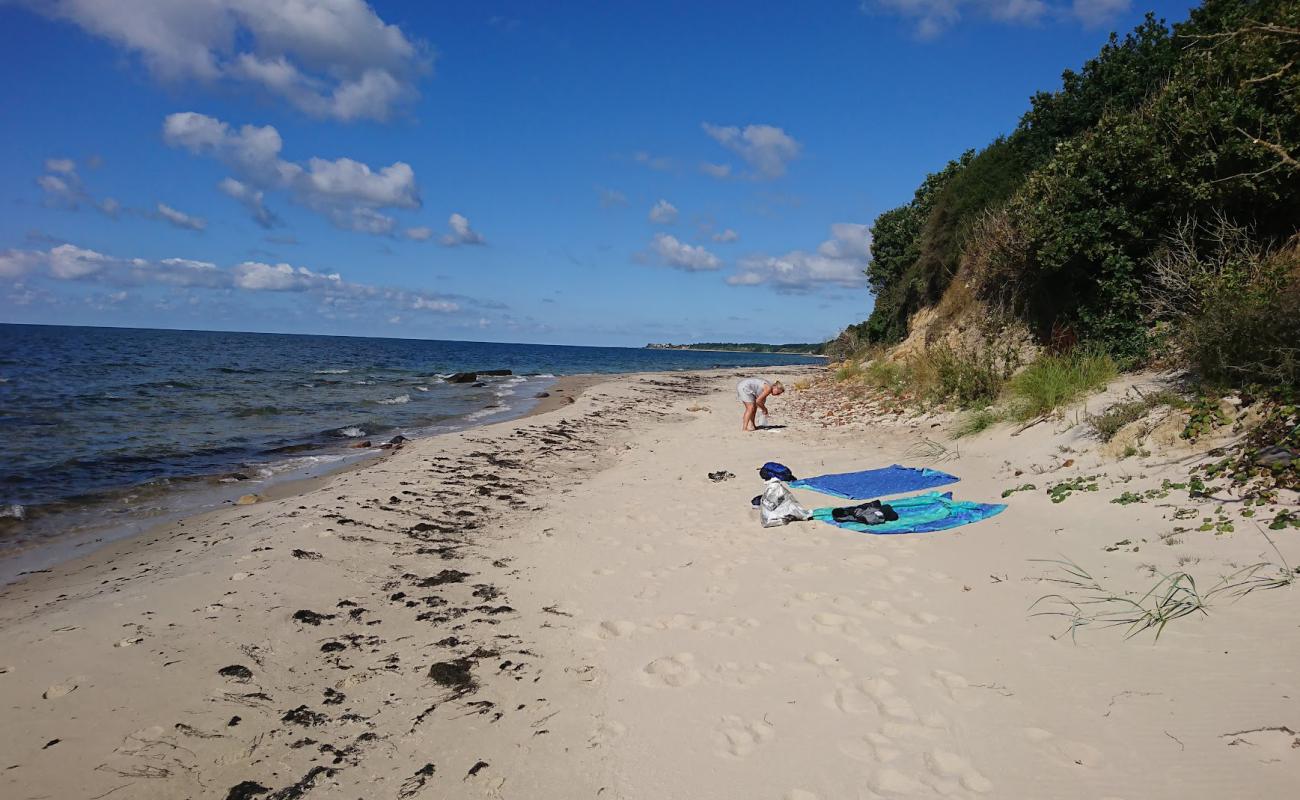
[0, 0, 1197, 347]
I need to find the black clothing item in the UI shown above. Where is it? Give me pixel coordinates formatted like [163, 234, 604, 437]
[830, 499, 899, 526]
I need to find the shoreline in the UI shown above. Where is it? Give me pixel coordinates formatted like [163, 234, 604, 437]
[0, 372, 604, 589]
[3, 363, 1297, 799]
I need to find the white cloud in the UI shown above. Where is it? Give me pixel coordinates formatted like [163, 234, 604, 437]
[864, 0, 1093, 38]
[164, 111, 420, 235]
[404, 226, 434, 241]
[712, 228, 740, 243]
[0, 242, 484, 317]
[1071, 0, 1130, 26]
[33, 0, 429, 122]
[218, 177, 278, 228]
[650, 233, 721, 272]
[598, 187, 628, 208]
[648, 199, 678, 225]
[156, 202, 207, 231]
[700, 162, 732, 179]
[48, 244, 110, 279]
[44, 158, 76, 174]
[632, 151, 674, 171]
[728, 223, 872, 292]
[440, 213, 485, 246]
[702, 123, 801, 179]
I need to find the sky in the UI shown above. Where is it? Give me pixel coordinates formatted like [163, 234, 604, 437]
[0, 0, 1199, 347]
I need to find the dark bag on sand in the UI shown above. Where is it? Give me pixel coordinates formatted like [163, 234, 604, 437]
[758, 462, 796, 482]
[831, 500, 899, 526]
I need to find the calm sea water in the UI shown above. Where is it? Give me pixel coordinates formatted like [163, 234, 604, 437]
[0, 324, 821, 568]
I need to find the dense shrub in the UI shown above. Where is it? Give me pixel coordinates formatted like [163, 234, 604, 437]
[1148, 216, 1300, 389]
[842, 0, 1300, 372]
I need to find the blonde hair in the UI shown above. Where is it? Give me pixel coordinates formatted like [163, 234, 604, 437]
[772, 381, 784, 390]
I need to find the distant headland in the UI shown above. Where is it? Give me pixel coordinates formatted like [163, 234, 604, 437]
[645, 342, 827, 355]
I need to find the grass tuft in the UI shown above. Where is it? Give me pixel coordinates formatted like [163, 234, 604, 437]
[953, 407, 1002, 438]
[1008, 349, 1117, 421]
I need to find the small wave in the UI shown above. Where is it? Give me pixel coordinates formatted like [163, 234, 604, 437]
[233, 405, 281, 418]
[336, 426, 367, 438]
[377, 394, 410, 405]
[1, 504, 25, 521]
[415, 386, 429, 392]
[355, 380, 376, 386]
[314, 368, 350, 374]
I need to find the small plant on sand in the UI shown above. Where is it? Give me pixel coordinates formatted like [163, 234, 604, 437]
[1089, 389, 1188, 442]
[1046, 475, 1100, 503]
[792, 379, 811, 391]
[1008, 349, 1117, 422]
[954, 407, 1002, 438]
[1031, 534, 1296, 642]
[835, 361, 863, 382]
[1001, 483, 1036, 498]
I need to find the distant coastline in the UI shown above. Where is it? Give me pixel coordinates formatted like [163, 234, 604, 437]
[645, 342, 827, 356]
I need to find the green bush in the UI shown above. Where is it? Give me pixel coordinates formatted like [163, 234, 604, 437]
[1009, 350, 1117, 420]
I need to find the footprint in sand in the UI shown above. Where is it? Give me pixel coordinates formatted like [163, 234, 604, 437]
[42, 681, 78, 700]
[585, 620, 636, 640]
[588, 719, 627, 749]
[838, 731, 903, 764]
[711, 661, 773, 688]
[715, 714, 776, 758]
[804, 651, 852, 682]
[641, 653, 701, 688]
[891, 633, 938, 652]
[846, 554, 890, 569]
[925, 749, 994, 793]
[868, 768, 925, 795]
[1023, 727, 1104, 768]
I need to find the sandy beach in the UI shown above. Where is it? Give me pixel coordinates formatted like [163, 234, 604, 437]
[2, 366, 1297, 800]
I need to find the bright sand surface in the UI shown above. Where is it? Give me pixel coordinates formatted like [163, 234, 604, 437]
[1, 368, 1297, 799]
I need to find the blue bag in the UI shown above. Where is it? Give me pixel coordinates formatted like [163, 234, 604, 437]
[758, 461, 796, 482]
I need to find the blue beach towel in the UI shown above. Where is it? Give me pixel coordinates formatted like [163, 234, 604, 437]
[812, 492, 1006, 535]
[790, 464, 959, 500]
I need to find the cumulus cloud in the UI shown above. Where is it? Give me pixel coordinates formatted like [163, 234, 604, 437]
[440, 213, 485, 247]
[0, 242, 489, 317]
[31, 0, 429, 122]
[218, 177, 278, 228]
[648, 199, 678, 225]
[164, 111, 419, 235]
[727, 223, 871, 292]
[712, 228, 740, 243]
[156, 203, 207, 231]
[649, 233, 721, 272]
[862, 0, 1118, 38]
[702, 123, 801, 179]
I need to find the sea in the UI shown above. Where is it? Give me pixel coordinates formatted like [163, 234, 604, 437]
[0, 324, 822, 580]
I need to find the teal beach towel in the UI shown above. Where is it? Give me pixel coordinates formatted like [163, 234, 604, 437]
[791, 464, 959, 500]
[812, 491, 1005, 535]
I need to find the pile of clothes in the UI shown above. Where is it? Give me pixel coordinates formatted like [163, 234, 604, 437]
[748, 462, 1006, 535]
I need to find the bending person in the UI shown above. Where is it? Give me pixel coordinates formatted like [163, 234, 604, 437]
[737, 377, 783, 432]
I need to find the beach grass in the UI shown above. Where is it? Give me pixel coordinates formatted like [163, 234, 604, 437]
[1008, 350, 1117, 421]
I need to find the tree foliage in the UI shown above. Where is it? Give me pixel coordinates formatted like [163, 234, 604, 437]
[854, 0, 1300, 373]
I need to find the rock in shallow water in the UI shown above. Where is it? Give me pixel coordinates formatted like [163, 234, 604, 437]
[236, 494, 261, 505]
